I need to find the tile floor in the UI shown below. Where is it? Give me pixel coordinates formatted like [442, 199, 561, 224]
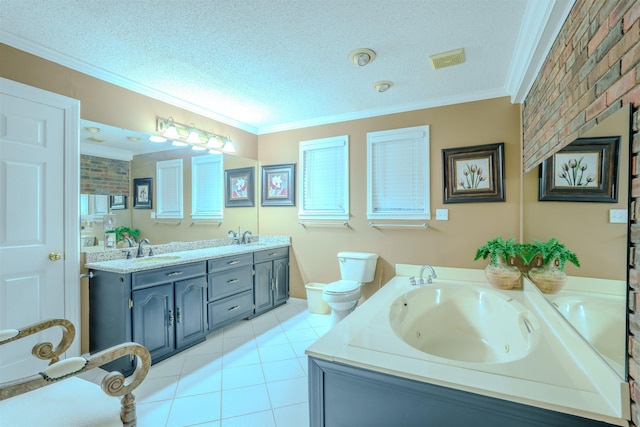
[94, 298, 329, 427]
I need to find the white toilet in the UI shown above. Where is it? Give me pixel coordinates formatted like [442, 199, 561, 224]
[322, 252, 378, 326]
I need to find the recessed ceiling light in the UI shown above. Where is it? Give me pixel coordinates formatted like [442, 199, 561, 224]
[126, 136, 140, 142]
[349, 48, 376, 66]
[373, 81, 393, 93]
[85, 126, 101, 134]
[149, 135, 167, 143]
[86, 136, 106, 143]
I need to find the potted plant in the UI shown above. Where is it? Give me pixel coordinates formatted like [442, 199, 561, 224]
[106, 226, 141, 248]
[474, 237, 523, 290]
[526, 238, 580, 294]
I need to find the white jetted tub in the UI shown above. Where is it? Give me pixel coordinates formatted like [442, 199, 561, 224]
[389, 285, 540, 364]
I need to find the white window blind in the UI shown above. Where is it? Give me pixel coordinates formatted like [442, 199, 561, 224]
[156, 158, 183, 219]
[192, 154, 223, 219]
[367, 125, 430, 220]
[299, 135, 349, 220]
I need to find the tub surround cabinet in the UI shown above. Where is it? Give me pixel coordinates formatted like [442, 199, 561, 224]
[253, 247, 289, 317]
[309, 357, 612, 427]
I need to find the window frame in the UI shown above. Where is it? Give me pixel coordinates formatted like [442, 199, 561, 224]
[156, 158, 184, 219]
[191, 153, 224, 220]
[298, 135, 350, 220]
[367, 125, 430, 220]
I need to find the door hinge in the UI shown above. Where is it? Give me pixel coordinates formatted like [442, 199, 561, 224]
[253, 304, 256, 310]
[129, 298, 133, 309]
[252, 269, 255, 276]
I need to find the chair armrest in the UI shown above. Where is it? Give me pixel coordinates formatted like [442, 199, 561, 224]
[0, 319, 74, 365]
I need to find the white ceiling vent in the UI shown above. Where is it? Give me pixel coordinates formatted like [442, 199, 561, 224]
[429, 48, 465, 70]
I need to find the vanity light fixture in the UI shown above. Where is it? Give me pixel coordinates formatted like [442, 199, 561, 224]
[156, 117, 237, 154]
[349, 48, 376, 66]
[222, 138, 236, 153]
[373, 80, 393, 93]
[162, 117, 180, 140]
[186, 124, 201, 144]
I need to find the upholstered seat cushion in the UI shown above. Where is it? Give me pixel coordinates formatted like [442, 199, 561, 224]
[0, 376, 122, 427]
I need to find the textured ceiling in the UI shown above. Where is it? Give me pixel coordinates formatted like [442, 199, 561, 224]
[0, 0, 572, 135]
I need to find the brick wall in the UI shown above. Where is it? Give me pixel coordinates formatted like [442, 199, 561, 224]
[523, 0, 640, 424]
[80, 154, 130, 195]
[523, 0, 640, 172]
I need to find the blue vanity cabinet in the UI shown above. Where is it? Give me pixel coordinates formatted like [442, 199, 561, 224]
[253, 247, 289, 317]
[131, 262, 207, 364]
[309, 357, 613, 427]
[207, 253, 254, 331]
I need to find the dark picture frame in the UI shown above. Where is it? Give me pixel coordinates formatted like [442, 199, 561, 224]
[442, 142, 505, 204]
[225, 167, 255, 207]
[109, 195, 126, 210]
[261, 163, 296, 206]
[539, 136, 620, 202]
[133, 178, 153, 209]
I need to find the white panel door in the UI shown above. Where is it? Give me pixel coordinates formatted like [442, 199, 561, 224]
[0, 78, 80, 382]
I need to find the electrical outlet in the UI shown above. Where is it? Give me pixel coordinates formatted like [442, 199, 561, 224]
[435, 209, 448, 221]
[609, 209, 627, 224]
[150, 211, 156, 219]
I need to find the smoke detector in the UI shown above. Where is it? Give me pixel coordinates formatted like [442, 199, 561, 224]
[429, 48, 465, 70]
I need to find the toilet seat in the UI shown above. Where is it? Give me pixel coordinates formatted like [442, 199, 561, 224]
[324, 280, 359, 294]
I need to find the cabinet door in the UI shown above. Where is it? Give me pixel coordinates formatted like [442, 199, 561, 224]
[273, 257, 289, 306]
[254, 261, 273, 315]
[133, 283, 174, 362]
[175, 276, 207, 350]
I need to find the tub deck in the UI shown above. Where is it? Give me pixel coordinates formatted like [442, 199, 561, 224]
[305, 265, 629, 426]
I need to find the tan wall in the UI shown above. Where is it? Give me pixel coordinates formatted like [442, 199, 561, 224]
[257, 97, 522, 299]
[0, 44, 259, 160]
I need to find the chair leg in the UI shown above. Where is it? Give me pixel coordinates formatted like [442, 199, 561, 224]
[120, 392, 137, 427]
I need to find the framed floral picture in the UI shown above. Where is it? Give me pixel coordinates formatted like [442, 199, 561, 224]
[442, 142, 505, 203]
[133, 178, 152, 209]
[539, 136, 619, 202]
[225, 167, 255, 207]
[261, 163, 295, 206]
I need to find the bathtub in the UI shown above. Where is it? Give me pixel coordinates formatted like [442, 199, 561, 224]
[551, 291, 626, 373]
[389, 285, 539, 364]
[306, 265, 630, 426]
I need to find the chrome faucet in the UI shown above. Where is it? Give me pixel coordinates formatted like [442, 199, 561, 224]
[136, 238, 150, 258]
[123, 237, 134, 247]
[241, 230, 252, 244]
[228, 230, 240, 244]
[418, 265, 437, 285]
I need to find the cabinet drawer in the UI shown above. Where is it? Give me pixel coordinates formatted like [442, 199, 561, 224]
[132, 262, 206, 289]
[208, 290, 253, 329]
[207, 253, 253, 273]
[253, 247, 289, 263]
[208, 265, 253, 301]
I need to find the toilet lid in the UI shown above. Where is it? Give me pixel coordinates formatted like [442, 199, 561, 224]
[324, 280, 359, 294]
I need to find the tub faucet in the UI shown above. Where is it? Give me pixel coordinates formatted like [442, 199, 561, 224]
[419, 265, 437, 285]
[136, 238, 150, 258]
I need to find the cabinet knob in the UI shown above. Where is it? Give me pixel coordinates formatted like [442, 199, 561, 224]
[48, 252, 62, 261]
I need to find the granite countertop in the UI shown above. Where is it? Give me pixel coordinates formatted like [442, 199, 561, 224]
[84, 236, 290, 273]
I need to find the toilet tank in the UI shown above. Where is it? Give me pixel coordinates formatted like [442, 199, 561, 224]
[338, 252, 378, 283]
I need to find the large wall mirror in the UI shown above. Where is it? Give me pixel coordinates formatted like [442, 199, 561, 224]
[80, 120, 259, 251]
[523, 105, 630, 380]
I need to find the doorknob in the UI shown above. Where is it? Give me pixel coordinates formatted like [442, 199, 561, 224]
[48, 252, 62, 261]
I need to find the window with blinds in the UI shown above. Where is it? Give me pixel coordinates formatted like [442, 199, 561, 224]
[367, 125, 430, 220]
[299, 135, 349, 220]
[156, 158, 183, 219]
[192, 154, 223, 219]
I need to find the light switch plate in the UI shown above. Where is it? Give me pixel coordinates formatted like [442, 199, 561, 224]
[609, 209, 627, 223]
[150, 211, 156, 219]
[436, 209, 448, 221]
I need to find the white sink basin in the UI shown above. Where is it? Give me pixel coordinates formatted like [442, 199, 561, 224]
[131, 255, 181, 264]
